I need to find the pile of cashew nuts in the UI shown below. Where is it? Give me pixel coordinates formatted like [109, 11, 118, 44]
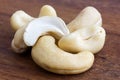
[10, 5, 106, 74]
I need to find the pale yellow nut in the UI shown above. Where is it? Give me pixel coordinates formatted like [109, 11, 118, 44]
[11, 5, 58, 53]
[32, 36, 94, 74]
[58, 26, 106, 54]
[10, 10, 34, 31]
[39, 5, 57, 17]
[67, 6, 102, 32]
[11, 26, 27, 53]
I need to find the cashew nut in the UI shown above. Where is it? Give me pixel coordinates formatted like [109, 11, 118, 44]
[58, 6, 106, 54]
[24, 16, 69, 46]
[67, 6, 102, 32]
[58, 26, 106, 53]
[39, 5, 57, 17]
[10, 10, 34, 31]
[32, 36, 94, 74]
[11, 5, 57, 53]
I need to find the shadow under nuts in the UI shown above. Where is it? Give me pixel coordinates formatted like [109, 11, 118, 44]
[10, 5, 106, 74]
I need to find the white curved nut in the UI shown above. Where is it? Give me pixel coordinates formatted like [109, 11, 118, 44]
[11, 5, 58, 53]
[10, 10, 34, 31]
[24, 16, 70, 46]
[32, 36, 94, 74]
[58, 26, 106, 54]
[39, 5, 57, 17]
[11, 27, 27, 53]
[67, 6, 102, 32]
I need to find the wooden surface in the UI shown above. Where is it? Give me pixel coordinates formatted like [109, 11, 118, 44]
[0, 0, 120, 80]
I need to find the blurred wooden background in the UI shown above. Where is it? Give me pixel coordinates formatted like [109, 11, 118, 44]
[0, 0, 120, 80]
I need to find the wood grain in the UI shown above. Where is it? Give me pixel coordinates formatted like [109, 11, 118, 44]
[0, 0, 120, 80]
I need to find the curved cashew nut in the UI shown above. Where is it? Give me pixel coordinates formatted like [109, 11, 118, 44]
[11, 5, 57, 53]
[58, 26, 106, 53]
[58, 6, 106, 54]
[67, 6, 102, 32]
[24, 16, 69, 46]
[32, 36, 94, 74]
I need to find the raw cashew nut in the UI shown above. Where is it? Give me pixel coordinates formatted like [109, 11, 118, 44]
[11, 5, 58, 53]
[58, 26, 106, 53]
[32, 36, 94, 74]
[58, 6, 106, 54]
[39, 5, 57, 17]
[24, 16, 69, 46]
[67, 6, 102, 32]
[10, 10, 34, 31]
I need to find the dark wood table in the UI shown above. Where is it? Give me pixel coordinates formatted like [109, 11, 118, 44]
[0, 0, 120, 80]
